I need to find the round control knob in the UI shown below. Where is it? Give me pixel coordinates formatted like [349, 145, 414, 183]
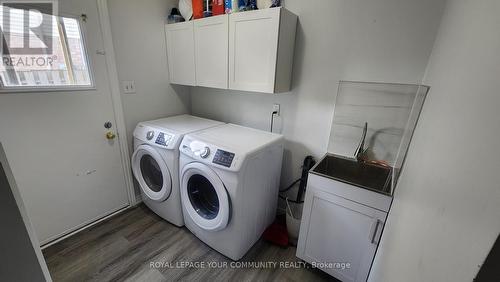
[200, 147, 210, 158]
[146, 131, 154, 140]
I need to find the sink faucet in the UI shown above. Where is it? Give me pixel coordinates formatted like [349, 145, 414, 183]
[354, 122, 368, 162]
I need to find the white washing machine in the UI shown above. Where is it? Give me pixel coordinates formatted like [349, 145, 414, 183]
[132, 115, 224, 226]
[179, 124, 284, 260]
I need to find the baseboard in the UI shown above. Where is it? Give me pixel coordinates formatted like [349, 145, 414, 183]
[40, 205, 130, 249]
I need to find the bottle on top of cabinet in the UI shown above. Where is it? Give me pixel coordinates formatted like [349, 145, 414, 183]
[224, 0, 239, 13]
[213, 0, 224, 15]
[192, 0, 203, 19]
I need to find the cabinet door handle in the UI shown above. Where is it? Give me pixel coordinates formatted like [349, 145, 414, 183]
[370, 219, 382, 245]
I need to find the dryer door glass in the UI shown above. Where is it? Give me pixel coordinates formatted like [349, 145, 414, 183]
[140, 154, 163, 192]
[132, 144, 172, 202]
[187, 174, 219, 219]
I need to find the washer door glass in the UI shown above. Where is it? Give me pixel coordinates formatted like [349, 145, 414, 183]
[181, 162, 229, 231]
[132, 145, 172, 202]
[187, 174, 219, 219]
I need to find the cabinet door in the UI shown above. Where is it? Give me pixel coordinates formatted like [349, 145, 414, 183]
[228, 8, 280, 93]
[194, 15, 229, 89]
[165, 22, 196, 85]
[297, 187, 387, 282]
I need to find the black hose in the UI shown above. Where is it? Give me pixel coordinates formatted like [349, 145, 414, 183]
[279, 194, 304, 204]
[296, 156, 315, 202]
[279, 178, 301, 193]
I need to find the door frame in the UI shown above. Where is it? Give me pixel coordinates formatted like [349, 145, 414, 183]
[96, 0, 137, 205]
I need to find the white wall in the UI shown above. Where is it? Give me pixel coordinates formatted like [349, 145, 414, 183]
[190, 0, 446, 193]
[107, 0, 190, 153]
[370, 1, 500, 281]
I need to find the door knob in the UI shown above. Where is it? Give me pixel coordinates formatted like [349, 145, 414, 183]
[106, 131, 116, 140]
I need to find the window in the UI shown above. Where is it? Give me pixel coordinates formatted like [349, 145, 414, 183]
[0, 5, 93, 90]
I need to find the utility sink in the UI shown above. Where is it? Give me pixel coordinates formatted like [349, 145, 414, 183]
[311, 154, 393, 195]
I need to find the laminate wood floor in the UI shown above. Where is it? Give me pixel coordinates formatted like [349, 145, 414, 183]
[43, 204, 335, 282]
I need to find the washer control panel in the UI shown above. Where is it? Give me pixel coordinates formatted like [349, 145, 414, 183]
[212, 149, 235, 168]
[200, 147, 211, 158]
[180, 137, 242, 171]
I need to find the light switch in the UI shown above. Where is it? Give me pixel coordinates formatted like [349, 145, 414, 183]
[122, 80, 136, 94]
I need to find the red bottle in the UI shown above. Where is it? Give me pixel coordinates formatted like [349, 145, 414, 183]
[212, 0, 224, 15]
[192, 0, 203, 19]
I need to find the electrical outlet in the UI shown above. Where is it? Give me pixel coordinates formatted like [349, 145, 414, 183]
[273, 103, 280, 116]
[122, 80, 136, 94]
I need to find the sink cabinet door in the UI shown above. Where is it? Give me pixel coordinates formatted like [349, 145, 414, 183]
[194, 15, 229, 89]
[165, 21, 196, 86]
[297, 184, 387, 282]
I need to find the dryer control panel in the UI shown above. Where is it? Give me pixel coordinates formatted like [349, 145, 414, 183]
[155, 132, 171, 146]
[212, 149, 235, 168]
[134, 124, 175, 149]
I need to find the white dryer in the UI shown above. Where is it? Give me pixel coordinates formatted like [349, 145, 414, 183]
[132, 115, 224, 226]
[179, 124, 284, 260]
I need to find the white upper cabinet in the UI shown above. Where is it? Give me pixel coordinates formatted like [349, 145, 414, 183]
[229, 8, 297, 93]
[165, 21, 196, 85]
[194, 15, 229, 89]
[164, 8, 297, 93]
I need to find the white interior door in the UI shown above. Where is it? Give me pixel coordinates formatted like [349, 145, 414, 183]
[0, 0, 130, 245]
